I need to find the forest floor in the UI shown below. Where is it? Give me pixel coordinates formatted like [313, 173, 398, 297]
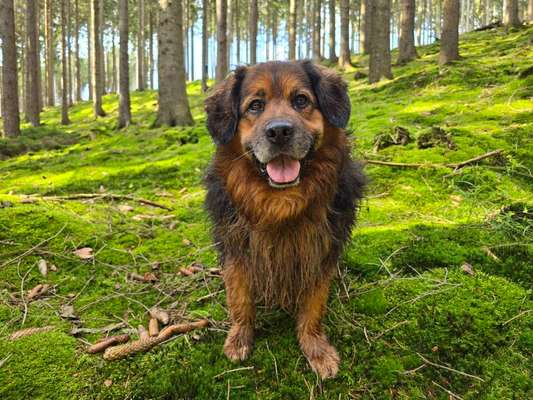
[0, 26, 532, 399]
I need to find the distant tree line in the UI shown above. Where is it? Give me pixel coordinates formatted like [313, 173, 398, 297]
[1, 0, 531, 137]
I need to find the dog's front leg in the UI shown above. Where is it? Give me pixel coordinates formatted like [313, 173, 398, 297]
[296, 275, 340, 379]
[222, 261, 255, 361]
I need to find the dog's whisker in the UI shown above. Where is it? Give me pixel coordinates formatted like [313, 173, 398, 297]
[231, 150, 253, 163]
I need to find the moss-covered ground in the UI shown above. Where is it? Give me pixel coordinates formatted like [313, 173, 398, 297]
[1, 27, 532, 399]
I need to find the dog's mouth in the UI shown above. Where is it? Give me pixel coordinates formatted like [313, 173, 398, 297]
[263, 155, 301, 189]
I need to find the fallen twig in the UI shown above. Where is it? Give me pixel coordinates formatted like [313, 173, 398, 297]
[10, 326, 54, 340]
[0, 225, 67, 269]
[103, 319, 209, 361]
[432, 380, 464, 400]
[417, 352, 485, 382]
[71, 322, 126, 336]
[364, 149, 503, 170]
[23, 193, 172, 211]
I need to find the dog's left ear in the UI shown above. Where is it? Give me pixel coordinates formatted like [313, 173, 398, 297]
[301, 61, 351, 129]
[204, 66, 247, 145]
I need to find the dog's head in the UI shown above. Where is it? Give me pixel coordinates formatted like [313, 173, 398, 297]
[205, 61, 350, 189]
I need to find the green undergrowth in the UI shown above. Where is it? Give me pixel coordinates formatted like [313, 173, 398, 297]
[1, 27, 532, 399]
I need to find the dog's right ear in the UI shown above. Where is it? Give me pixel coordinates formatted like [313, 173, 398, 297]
[204, 66, 247, 146]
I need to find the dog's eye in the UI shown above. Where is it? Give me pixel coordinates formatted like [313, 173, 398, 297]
[293, 94, 309, 110]
[248, 100, 265, 113]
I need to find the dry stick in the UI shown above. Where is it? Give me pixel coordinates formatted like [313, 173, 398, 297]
[87, 334, 130, 354]
[26, 193, 172, 211]
[0, 225, 67, 269]
[103, 319, 209, 361]
[364, 149, 503, 170]
[432, 380, 465, 400]
[417, 352, 485, 382]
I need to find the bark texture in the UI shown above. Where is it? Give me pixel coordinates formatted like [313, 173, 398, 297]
[202, 0, 208, 92]
[137, 0, 146, 91]
[338, 0, 351, 67]
[25, 0, 40, 126]
[369, 0, 393, 83]
[156, 0, 193, 126]
[216, 0, 228, 81]
[503, 0, 521, 27]
[289, 0, 297, 60]
[90, 0, 105, 116]
[60, 0, 70, 124]
[0, 0, 21, 137]
[118, 0, 131, 128]
[75, 0, 81, 101]
[360, 0, 372, 54]
[328, 0, 336, 62]
[397, 0, 418, 64]
[312, 0, 322, 61]
[44, 0, 55, 106]
[439, 0, 460, 65]
[249, 0, 258, 65]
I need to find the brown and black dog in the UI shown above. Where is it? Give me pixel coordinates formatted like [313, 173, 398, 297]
[204, 61, 365, 379]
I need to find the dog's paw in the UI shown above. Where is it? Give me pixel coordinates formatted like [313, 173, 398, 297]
[300, 334, 340, 379]
[223, 324, 254, 362]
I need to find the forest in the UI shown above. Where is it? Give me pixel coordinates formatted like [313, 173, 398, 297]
[0, 0, 532, 399]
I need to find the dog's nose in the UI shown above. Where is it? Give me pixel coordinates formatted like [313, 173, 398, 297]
[265, 120, 294, 145]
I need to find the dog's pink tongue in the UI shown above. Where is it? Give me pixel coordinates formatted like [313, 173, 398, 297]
[266, 156, 301, 184]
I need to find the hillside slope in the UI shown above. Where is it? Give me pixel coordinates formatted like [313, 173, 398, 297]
[1, 27, 532, 399]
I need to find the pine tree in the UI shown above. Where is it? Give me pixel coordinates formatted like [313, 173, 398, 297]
[397, 0, 418, 64]
[216, 0, 228, 81]
[439, 0, 460, 65]
[368, 0, 393, 83]
[118, 0, 131, 128]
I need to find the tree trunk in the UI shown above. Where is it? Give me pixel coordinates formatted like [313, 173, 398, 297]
[36, 0, 43, 112]
[338, 0, 351, 67]
[99, 0, 106, 94]
[235, 0, 240, 63]
[75, 0, 81, 101]
[25, 0, 40, 126]
[67, 0, 73, 106]
[368, 0, 392, 83]
[312, 0, 321, 61]
[0, 0, 21, 137]
[44, 0, 55, 107]
[529, 0, 533, 22]
[360, 0, 372, 54]
[328, 0, 337, 62]
[137, 0, 145, 90]
[289, 0, 297, 60]
[190, 5, 194, 80]
[216, 0, 228, 81]
[249, 0, 258, 65]
[202, 0, 209, 92]
[90, 0, 105, 116]
[88, 23, 93, 100]
[118, 0, 131, 128]
[397, 0, 417, 64]
[439, 0, 460, 65]
[156, 0, 193, 126]
[111, 28, 117, 93]
[149, 8, 154, 89]
[503, 0, 521, 27]
[60, 0, 70, 124]
[272, 10, 278, 58]
[228, 0, 233, 67]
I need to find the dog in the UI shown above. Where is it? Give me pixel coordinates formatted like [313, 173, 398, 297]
[204, 61, 365, 379]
